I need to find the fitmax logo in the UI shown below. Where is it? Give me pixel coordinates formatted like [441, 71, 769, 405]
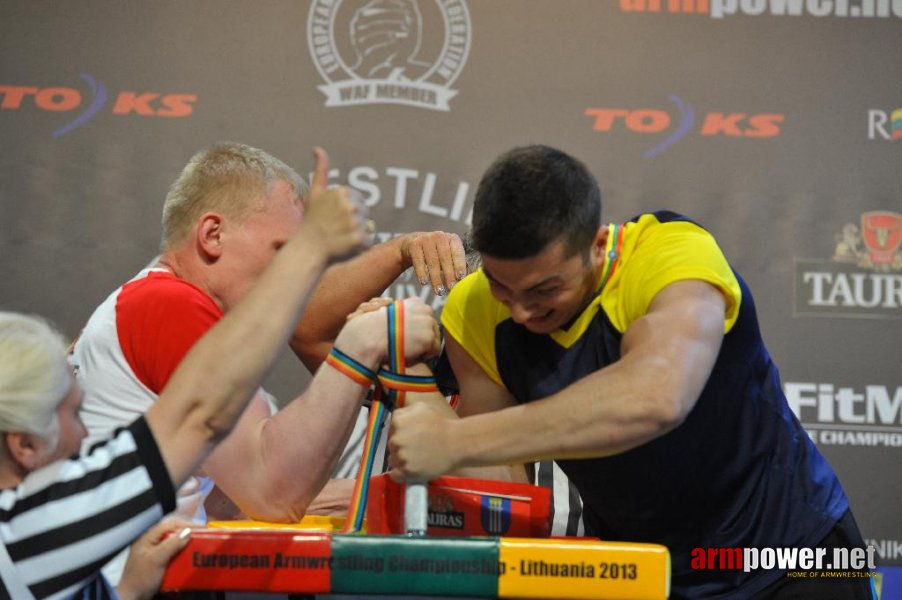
[585, 96, 783, 158]
[0, 72, 197, 137]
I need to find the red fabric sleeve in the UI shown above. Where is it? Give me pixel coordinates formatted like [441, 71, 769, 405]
[116, 272, 223, 394]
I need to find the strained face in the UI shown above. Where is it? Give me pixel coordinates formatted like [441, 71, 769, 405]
[217, 178, 304, 311]
[481, 239, 600, 335]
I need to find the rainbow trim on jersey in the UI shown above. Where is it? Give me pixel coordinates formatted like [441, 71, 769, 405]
[596, 222, 625, 294]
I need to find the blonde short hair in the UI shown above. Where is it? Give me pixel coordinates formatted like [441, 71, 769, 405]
[161, 142, 308, 250]
[0, 312, 69, 442]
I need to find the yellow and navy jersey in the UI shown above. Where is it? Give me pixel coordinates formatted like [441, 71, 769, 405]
[442, 211, 848, 599]
[443, 212, 742, 389]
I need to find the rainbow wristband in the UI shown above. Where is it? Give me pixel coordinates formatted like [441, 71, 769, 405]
[377, 370, 439, 395]
[325, 347, 379, 388]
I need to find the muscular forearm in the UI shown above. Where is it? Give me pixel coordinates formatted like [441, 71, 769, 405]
[400, 364, 528, 483]
[290, 231, 466, 372]
[425, 283, 724, 475]
[290, 237, 406, 371]
[449, 360, 686, 470]
[206, 315, 392, 522]
[205, 297, 439, 521]
[251, 370, 372, 521]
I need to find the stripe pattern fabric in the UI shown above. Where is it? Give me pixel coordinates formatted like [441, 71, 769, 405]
[0, 418, 175, 599]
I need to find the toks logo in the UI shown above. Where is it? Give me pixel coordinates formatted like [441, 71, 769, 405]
[308, 0, 471, 111]
[585, 95, 784, 158]
[794, 211, 902, 319]
[0, 72, 197, 137]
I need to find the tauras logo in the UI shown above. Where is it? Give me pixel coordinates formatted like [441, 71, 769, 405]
[428, 511, 464, 528]
[307, 0, 471, 111]
[427, 492, 464, 529]
[785, 381, 902, 446]
[794, 211, 902, 318]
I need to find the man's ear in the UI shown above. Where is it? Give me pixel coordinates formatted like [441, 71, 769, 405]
[197, 213, 225, 260]
[4, 431, 47, 471]
[592, 225, 610, 267]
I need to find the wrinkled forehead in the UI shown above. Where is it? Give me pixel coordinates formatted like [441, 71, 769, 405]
[249, 177, 304, 214]
[481, 239, 583, 290]
[278, 179, 306, 216]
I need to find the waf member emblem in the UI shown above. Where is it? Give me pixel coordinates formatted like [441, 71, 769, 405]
[834, 211, 902, 272]
[480, 495, 511, 536]
[307, 0, 471, 111]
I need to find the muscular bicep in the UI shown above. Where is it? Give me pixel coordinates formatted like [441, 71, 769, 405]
[619, 279, 726, 422]
[195, 390, 272, 495]
[444, 332, 517, 417]
[144, 394, 262, 492]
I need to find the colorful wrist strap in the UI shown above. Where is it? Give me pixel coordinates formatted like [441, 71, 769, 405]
[342, 300, 438, 534]
[325, 347, 378, 388]
[377, 370, 439, 396]
[326, 344, 439, 396]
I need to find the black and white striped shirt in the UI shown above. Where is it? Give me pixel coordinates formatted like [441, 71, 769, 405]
[535, 459, 584, 537]
[0, 417, 176, 599]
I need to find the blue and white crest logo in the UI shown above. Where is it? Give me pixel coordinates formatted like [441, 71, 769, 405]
[307, 0, 471, 111]
[480, 496, 511, 536]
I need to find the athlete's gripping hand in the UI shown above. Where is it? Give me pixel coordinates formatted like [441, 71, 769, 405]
[394, 296, 442, 363]
[345, 296, 393, 322]
[388, 401, 458, 482]
[334, 297, 441, 370]
[399, 231, 468, 296]
[302, 147, 372, 262]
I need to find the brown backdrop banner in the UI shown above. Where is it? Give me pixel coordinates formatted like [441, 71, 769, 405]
[1, 0, 899, 593]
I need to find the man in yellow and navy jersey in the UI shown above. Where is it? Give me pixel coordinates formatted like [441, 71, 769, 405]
[388, 145, 875, 600]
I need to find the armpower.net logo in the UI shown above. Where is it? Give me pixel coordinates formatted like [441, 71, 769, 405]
[618, 0, 902, 19]
[692, 545, 878, 575]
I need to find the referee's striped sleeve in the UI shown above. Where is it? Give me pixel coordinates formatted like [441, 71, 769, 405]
[0, 417, 178, 598]
[127, 416, 177, 515]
